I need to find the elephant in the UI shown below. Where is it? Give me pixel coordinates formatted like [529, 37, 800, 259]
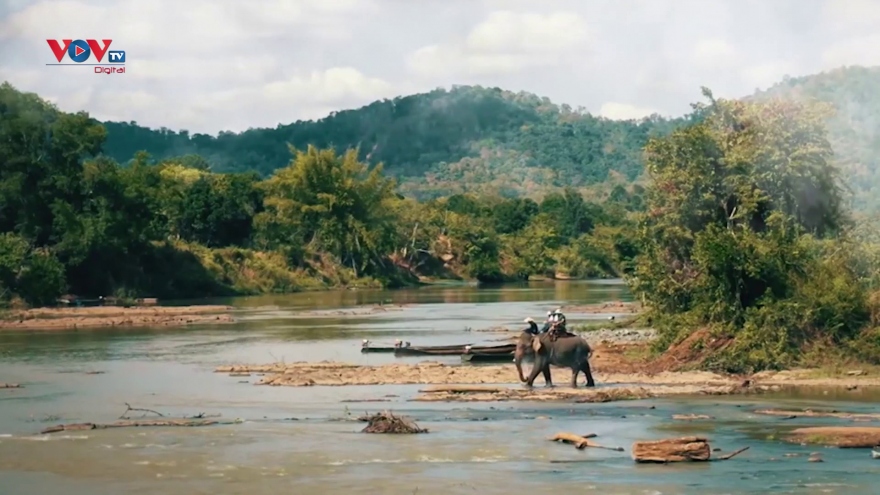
[522, 332, 596, 388]
[514, 330, 554, 386]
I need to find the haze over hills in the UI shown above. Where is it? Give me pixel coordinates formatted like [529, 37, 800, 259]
[99, 66, 880, 210]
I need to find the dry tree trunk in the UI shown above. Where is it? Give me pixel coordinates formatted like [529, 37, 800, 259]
[550, 432, 598, 449]
[40, 418, 230, 434]
[550, 432, 624, 451]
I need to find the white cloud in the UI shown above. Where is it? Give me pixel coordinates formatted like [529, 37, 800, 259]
[822, 34, 880, 68]
[822, 0, 880, 32]
[740, 61, 797, 89]
[186, 68, 396, 131]
[465, 11, 589, 52]
[0, 0, 878, 134]
[598, 102, 657, 120]
[692, 38, 737, 63]
[408, 10, 589, 77]
[260, 68, 394, 104]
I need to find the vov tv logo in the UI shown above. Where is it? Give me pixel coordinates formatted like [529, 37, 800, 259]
[46, 39, 126, 74]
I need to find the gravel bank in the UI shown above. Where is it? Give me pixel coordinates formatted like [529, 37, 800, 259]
[581, 328, 657, 344]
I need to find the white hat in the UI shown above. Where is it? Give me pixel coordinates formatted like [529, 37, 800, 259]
[524, 317, 534, 323]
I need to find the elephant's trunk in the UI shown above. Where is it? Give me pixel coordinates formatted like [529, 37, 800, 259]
[514, 333, 533, 383]
[514, 349, 527, 382]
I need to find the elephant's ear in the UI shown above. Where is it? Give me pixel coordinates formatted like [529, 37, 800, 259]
[532, 337, 543, 353]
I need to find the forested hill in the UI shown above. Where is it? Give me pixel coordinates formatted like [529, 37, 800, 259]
[100, 67, 880, 206]
[749, 66, 880, 213]
[100, 86, 684, 199]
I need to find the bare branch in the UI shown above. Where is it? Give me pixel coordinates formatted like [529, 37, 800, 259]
[119, 402, 165, 419]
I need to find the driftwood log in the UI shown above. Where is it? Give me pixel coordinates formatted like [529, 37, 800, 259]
[360, 411, 428, 434]
[550, 432, 624, 451]
[632, 436, 749, 463]
[632, 436, 711, 463]
[39, 418, 240, 435]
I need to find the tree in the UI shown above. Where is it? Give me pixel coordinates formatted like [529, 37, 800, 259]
[629, 89, 864, 371]
[255, 145, 399, 275]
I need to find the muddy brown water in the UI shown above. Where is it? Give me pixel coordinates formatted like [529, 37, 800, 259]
[1, 280, 879, 494]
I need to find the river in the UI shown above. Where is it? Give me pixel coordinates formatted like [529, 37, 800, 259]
[0, 280, 877, 494]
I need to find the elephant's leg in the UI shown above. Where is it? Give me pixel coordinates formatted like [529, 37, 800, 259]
[542, 364, 553, 388]
[581, 358, 596, 387]
[525, 356, 545, 388]
[569, 365, 579, 388]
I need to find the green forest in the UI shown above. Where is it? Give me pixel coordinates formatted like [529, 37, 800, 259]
[2, 64, 880, 371]
[99, 67, 880, 212]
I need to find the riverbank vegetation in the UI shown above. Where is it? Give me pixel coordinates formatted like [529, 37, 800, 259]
[630, 88, 880, 373]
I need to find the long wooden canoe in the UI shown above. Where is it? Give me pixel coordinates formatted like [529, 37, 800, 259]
[467, 344, 516, 354]
[393, 343, 515, 357]
[360, 346, 399, 353]
[461, 352, 515, 363]
[363, 343, 473, 354]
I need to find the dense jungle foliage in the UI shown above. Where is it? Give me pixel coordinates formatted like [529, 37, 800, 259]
[0, 82, 643, 308]
[631, 88, 880, 372]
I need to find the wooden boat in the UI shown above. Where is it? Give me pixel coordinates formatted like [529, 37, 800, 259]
[394, 343, 515, 357]
[394, 345, 471, 356]
[360, 339, 411, 353]
[465, 343, 516, 354]
[461, 352, 515, 363]
[361, 345, 400, 353]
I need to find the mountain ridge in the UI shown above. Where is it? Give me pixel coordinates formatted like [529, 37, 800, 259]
[97, 66, 880, 208]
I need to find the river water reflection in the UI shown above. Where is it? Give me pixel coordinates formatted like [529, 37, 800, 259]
[1, 281, 877, 494]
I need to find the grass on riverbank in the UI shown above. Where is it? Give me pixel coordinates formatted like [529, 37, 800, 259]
[169, 241, 384, 295]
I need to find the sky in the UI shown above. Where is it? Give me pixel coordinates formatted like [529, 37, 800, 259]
[0, 0, 878, 135]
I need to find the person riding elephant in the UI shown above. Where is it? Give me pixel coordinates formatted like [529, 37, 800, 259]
[514, 317, 554, 386]
[545, 308, 574, 340]
[523, 316, 540, 335]
[539, 311, 554, 333]
[523, 330, 595, 388]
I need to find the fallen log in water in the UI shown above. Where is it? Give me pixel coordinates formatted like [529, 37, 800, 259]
[631, 436, 749, 463]
[550, 432, 597, 449]
[784, 426, 880, 448]
[756, 409, 880, 421]
[359, 411, 428, 434]
[632, 436, 710, 463]
[550, 432, 624, 451]
[39, 418, 242, 435]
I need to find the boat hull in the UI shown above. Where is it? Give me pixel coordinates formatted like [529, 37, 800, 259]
[393, 343, 514, 357]
[461, 352, 515, 363]
[360, 347, 399, 353]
